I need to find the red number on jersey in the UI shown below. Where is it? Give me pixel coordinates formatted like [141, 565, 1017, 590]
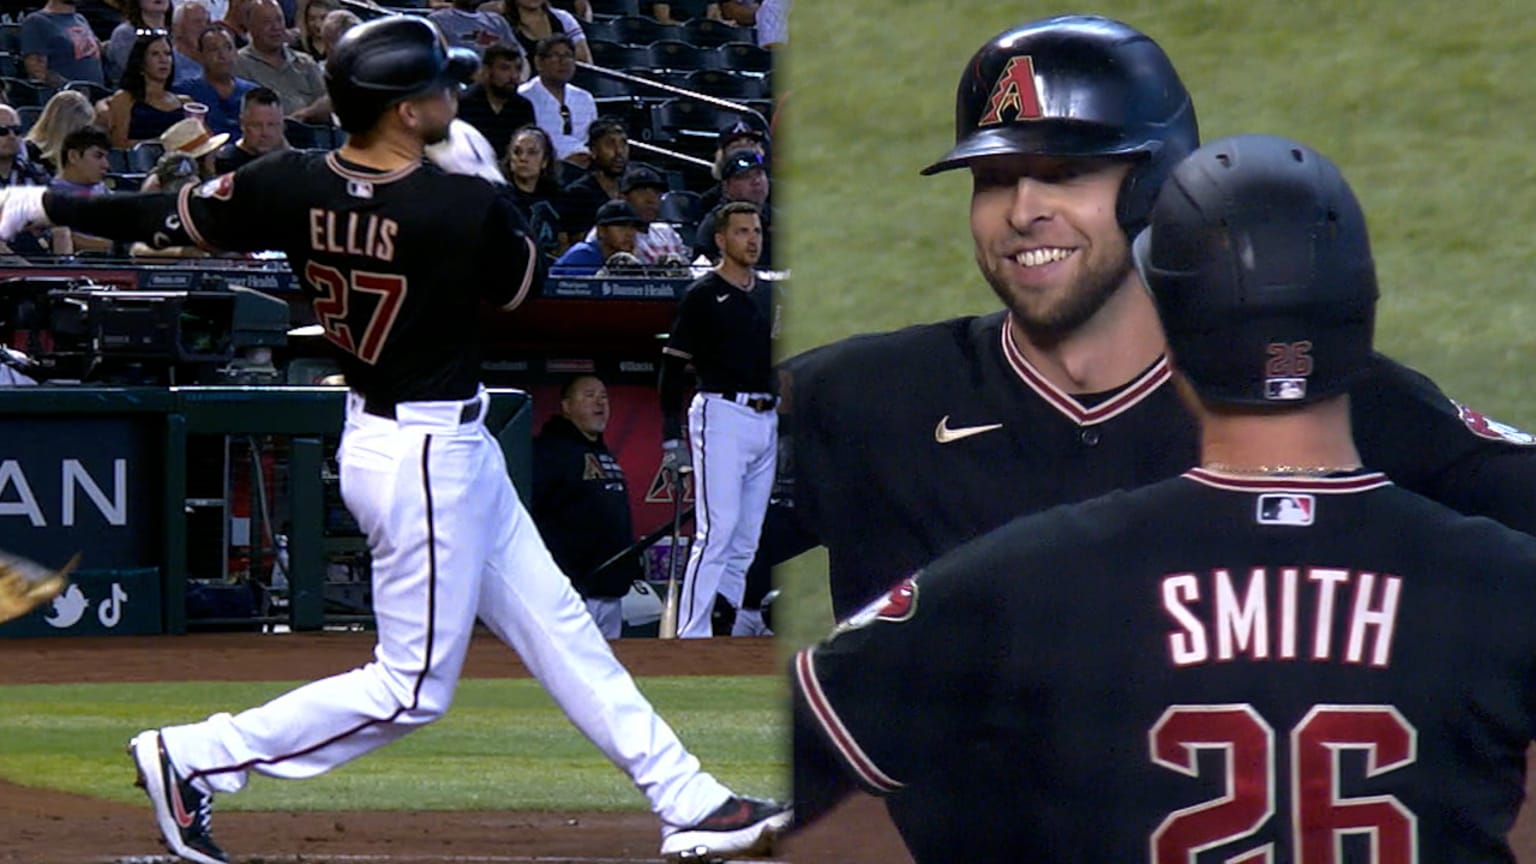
[1152, 704, 1417, 863]
[305, 261, 409, 366]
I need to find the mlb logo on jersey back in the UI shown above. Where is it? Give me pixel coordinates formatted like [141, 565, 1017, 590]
[1256, 494, 1314, 526]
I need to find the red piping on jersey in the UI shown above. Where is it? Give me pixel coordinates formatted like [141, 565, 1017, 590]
[324, 152, 422, 184]
[176, 182, 216, 253]
[503, 236, 538, 312]
[1185, 468, 1392, 494]
[794, 648, 904, 794]
[999, 314, 1171, 426]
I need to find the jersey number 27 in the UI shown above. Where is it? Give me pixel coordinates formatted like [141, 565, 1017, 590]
[1150, 703, 1415, 863]
[306, 261, 409, 366]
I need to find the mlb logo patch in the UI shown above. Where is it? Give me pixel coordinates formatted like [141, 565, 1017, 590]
[347, 179, 374, 199]
[1264, 378, 1307, 401]
[1257, 494, 1314, 526]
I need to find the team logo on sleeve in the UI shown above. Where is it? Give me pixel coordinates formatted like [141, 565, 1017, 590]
[835, 574, 921, 634]
[1454, 400, 1536, 445]
[1256, 494, 1314, 526]
[193, 173, 234, 200]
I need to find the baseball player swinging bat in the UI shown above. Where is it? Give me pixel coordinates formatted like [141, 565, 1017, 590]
[0, 550, 77, 625]
[658, 465, 691, 639]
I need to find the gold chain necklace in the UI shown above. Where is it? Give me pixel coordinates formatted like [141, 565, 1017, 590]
[1203, 462, 1362, 477]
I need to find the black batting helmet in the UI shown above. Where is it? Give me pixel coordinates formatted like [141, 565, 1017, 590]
[1132, 134, 1378, 406]
[325, 16, 479, 135]
[923, 15, 1198, 236]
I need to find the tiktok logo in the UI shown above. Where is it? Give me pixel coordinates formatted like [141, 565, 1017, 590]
[98, 583, 128, 628]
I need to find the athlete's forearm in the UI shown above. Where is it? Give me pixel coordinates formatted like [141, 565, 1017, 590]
[43, 191, 192, 248]
[657, 352, 691, 440]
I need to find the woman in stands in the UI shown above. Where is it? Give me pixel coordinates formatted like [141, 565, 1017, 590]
[503, 124, 568, 260]
[293, 0, 339, 60]
[105, 0, 173, 86]
[23, 90, 96, 175]
[497, 0, 593, 65]
[105, 31, 191, 148]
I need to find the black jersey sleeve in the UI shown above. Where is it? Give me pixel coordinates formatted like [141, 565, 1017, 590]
[477, 186, 542, 312]
[791, 559, 1004, 797]
[1354, 355, 1536, 535]
[43, 190, 184, 246]
[174, 154, 300, 252]
[662, 283, 706, 363]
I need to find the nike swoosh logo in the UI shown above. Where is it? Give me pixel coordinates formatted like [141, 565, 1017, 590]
[716, 294, 730, 303]
[934, 415, 1003, 444]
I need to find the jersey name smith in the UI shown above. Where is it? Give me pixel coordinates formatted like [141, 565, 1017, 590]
[1161, 565, 1401, 668]
[308, 208, 399, 262]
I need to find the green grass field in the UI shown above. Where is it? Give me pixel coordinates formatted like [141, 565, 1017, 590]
[776, 1, 1536, 645]
[0, 676, 787, 810]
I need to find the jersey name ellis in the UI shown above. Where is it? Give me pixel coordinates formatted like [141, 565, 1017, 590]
[309, 208, 399, 261]
[1161, 567, 1399, 667]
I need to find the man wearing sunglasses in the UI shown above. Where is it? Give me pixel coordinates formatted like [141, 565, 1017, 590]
[0, 106, 51, 258]
[693, 147, 773, 269]
[517, 33, 595, 167]
[20, 0, 105, 87]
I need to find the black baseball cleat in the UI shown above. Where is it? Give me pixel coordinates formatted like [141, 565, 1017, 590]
[128, 729, 228, 864]
[659, 795, 792, 859]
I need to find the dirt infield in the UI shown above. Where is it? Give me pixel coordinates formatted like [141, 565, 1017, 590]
[0, 633, 783, 864]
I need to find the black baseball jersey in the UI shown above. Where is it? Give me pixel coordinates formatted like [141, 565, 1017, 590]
[782, 310, 1536, 616]
[662, 271, 776, 395]
[176, 151, 540, 405]
[794, 470, 1536, 862]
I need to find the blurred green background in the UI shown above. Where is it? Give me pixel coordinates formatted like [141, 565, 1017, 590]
[775, 1, 1536, 647]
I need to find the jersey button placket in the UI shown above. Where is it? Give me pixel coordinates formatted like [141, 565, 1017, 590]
[1080, 427, 1101, 447]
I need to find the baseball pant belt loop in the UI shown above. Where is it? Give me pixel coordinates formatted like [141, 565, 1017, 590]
[713, 391, 777, 412]
[350, 391, 485, 427]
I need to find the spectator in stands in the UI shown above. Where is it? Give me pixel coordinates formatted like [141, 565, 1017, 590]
[156, 115, 227, 178]
[698, 117, 766, 216]
[48, 126, 113, 254]
[21, 0, 106, 88]
[23, 89, 96, 174]
[503, 123, 566, 260]
[602, 164, 688, 268]
[234, 0, 328, 121]
[213, 85, 285, 172]
[455, 41, 533, 160]
[169, 0, 211, 84]
[560, 115, 626, 238]
[551, 198, 643, 276]
[532, 373, 640, 640]
[694, 147, 771, 267]
[429, 0, 519, 61]
[291, 0, 336, 60]
[0, 105, 57, 258]
[755, 0, 786, 48]
[718, 0, 756, 26]
[316, 9, 359, 64]
[173, 26, 256, 136]
[518, 33, 595, 166]
[649, 2, 721, 24]
[501, 0, 590, 66]
[223, 0, 256, 42]
[105, 30, 190, 147]
[105, 0, 170, 84]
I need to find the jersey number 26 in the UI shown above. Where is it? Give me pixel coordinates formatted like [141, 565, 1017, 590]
[1150, 703, 1416, 863]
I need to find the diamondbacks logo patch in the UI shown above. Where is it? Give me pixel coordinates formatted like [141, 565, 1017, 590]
[1257, 494, 1314, 526]
[1454, 401, 1536, 445]
[835, 574, 921, 635]
[977, 56, 1043, 126]
[193, 173, 234, 200]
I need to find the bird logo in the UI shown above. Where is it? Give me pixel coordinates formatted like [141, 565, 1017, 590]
[45, 584, 88, 628]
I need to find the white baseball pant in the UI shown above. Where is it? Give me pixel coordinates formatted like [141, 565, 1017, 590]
[159, 390, 731, 829]
[677, 392, 778, 638]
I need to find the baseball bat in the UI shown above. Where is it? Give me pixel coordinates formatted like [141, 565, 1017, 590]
[658, 465, 691, 639]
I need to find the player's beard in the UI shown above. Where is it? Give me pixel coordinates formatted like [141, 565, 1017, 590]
[981, 241, 1134, 344]
[421, 118, 452, 146]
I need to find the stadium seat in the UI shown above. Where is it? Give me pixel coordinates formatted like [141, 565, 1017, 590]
[590, 0, 641, 16]
[107, 147, 131, 174]
[647, 39, 716, 72]
[658, 189, 700, 225]
[649, 98, 726, 143]
[284, 118, 321, 149]
[683, 69, 764, 100]
[642, 0, 708, 20]
[612, 15, 683, 45]
[3, 78, 59, 108]
[625, 67, 690, 94]
[104, 172, 147, 191]
[574, 67, 634, 99]
[0, 24, 19, 56]
[587, 39, 652, 71]
[681, 18, 740, 48]
[582, 17, 622, 42]
[0, 53, 18, 79]
[713, 42, 770, 73]
[16, 105, 40, 133]
[65, 80, 112, 104]
[129, 141, 164, 173]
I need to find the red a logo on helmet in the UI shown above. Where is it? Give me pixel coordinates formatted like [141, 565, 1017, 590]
[978, 56, 1044, 126]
